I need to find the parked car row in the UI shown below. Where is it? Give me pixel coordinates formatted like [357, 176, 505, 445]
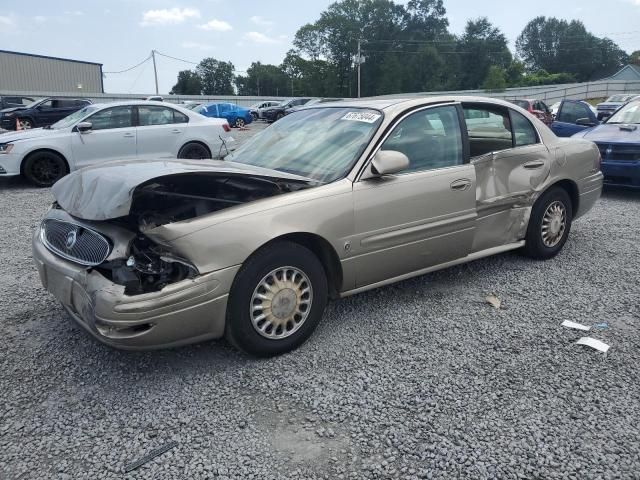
[0, 101, 231, 186]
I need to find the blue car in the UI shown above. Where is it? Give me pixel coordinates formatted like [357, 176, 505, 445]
[197, 102, 253, 128]
[573, 99, 640, 189]
[550, 100, 599, 137]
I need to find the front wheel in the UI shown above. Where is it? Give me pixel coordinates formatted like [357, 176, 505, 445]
[23, 151, 67, 187]
[275, 112, 285, 121]
[18, 118, 33, 130]
[235, 118, 246, 128]
[522, 187, 573, 259]
[225, 241, 328, 357]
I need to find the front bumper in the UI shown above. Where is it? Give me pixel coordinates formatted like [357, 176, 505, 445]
[601, 160, 640, 188]
[0, 152, 22, 176]
[0, 116, 19, 130]
[32, 225, 240, 350]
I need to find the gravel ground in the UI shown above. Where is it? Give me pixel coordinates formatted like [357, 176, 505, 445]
[1, 138, 639, 478]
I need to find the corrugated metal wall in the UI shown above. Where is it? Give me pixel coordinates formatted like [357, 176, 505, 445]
[0, 51, 103, 93]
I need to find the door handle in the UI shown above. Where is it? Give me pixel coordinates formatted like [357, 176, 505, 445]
[450, 179, 472, 191]
[171, 129, 182, 134]
[123, 133, 135, 138]
[524, 160, 545, 169]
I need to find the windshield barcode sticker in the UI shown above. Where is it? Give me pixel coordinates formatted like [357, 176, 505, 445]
[341, 112, 381, 123]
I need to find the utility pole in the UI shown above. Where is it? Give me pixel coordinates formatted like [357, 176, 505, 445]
[357, 39, 362, 98]
[151, 49, 159, 95]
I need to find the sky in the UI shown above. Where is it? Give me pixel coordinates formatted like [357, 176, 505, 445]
[0, 0, 639, 94]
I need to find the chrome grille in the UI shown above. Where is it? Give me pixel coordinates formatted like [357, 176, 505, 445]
[41, 219, 111, 266]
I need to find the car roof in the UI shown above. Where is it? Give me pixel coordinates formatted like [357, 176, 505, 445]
[317, 95, 531, 113]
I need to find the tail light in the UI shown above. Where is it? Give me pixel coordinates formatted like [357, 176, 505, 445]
[222, 123, 231, 133]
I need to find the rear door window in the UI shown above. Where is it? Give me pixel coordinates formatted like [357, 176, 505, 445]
[463, 106, 513, 158]
[510, 110, 539, 147]
[138, 106, 178, 126]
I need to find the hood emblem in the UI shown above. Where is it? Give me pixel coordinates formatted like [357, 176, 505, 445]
[605, 146, 613, 157]
[65, 229, 78, 249]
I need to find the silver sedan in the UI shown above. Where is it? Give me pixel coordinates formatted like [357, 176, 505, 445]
[32, 96, 603, 356]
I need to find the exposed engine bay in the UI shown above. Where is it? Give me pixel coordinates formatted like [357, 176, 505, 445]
[91, 173, 316, 295]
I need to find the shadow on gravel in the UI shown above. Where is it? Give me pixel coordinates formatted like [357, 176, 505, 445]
[0, 175, 35, 191]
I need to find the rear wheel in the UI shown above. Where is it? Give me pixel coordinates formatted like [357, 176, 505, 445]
[275, 112, 285, 121]
[178, 142, 211, 160]
[23, 151, 67, 187]
[225, 241, 328, 357]
[522, 187, 573, 259]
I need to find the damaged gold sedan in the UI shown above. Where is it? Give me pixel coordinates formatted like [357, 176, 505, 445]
[32, 97, 603, 356]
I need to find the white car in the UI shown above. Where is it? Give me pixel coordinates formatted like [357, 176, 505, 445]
[0, 101, 233, 186]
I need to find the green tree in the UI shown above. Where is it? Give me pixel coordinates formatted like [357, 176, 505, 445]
[516, 17, 627, 81]
[631, 50, 640, 66]
[236, 62, 290, 96]
[457, 18, 512, 89]
[197, 58, 235, 95]
[482, 66, 507, 92]
[170, 70, 202, 95]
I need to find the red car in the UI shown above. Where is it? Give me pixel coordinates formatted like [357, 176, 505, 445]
[511, 99, 553, 125]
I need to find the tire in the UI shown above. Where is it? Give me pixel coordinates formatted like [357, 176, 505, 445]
[522, 186, 573, 260]
[177, 142, 211, 160]
[275, 112, 285, 121]
[235, 118, 246, 128]
[251, 112, 258, 121]
[225, 241, 328, 357]
[18, 118, 33, 130]
[22, 151, 68, 187]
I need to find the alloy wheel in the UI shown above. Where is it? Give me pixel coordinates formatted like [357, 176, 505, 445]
[541, 200, 567, 248]
[250, 266, 313, 340]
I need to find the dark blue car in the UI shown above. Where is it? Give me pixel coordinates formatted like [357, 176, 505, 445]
[550, 100, 599, 138]
[197, 102, 253, 128]
[573, 99, 640, 189]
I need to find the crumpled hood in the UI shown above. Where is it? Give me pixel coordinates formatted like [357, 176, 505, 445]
[575, 124, 640, 142]
[52, 159, 318, 221]
[0, 128, 59, 143]
[0, 106, 26, 115]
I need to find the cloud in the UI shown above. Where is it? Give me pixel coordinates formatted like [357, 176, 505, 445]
[182, 41, 216, 51]
[250, 15, 273, 27]
[34, 15, 47, 23]
[64, 11, 84, 16]
[198, 19, 232, 31]
[245, 31, 283, 44]
[0, 15, 16, 33]
[140, 8, 200, 27]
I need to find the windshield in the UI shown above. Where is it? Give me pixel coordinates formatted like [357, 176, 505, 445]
[607, 95, 630, 102]
[24, 98, 45, 109]
[49, 106, 98, 129]
[607, 100, 640, 124]
[226, 107, 383, 183]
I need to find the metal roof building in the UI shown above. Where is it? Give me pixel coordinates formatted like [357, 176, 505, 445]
[0, 50, 103, 93]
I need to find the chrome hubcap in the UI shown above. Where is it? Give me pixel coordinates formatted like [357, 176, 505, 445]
[250, 267, 313, 339]
[541, 201, 566, 247]
[19, 120, 32, 129]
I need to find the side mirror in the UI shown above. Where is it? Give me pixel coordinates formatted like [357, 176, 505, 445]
[76, 122, 92, 133]
[576, 118, 595, 127]
[368, 150, 410, 177]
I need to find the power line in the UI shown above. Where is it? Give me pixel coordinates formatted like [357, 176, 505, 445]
[103, 55, 152, 74]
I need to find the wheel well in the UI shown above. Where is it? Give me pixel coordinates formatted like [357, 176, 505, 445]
[20, 149, 69, 175]
[179, 141, 211, 157]
[269, 233, 343, 299]
[550, 179, 579, 215]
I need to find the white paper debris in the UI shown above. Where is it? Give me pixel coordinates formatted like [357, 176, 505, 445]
[341, 112, 382, 123]
[576, 337, 610, 353]
[485, 294, 501, 309]
[561, 320, 591, 331]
